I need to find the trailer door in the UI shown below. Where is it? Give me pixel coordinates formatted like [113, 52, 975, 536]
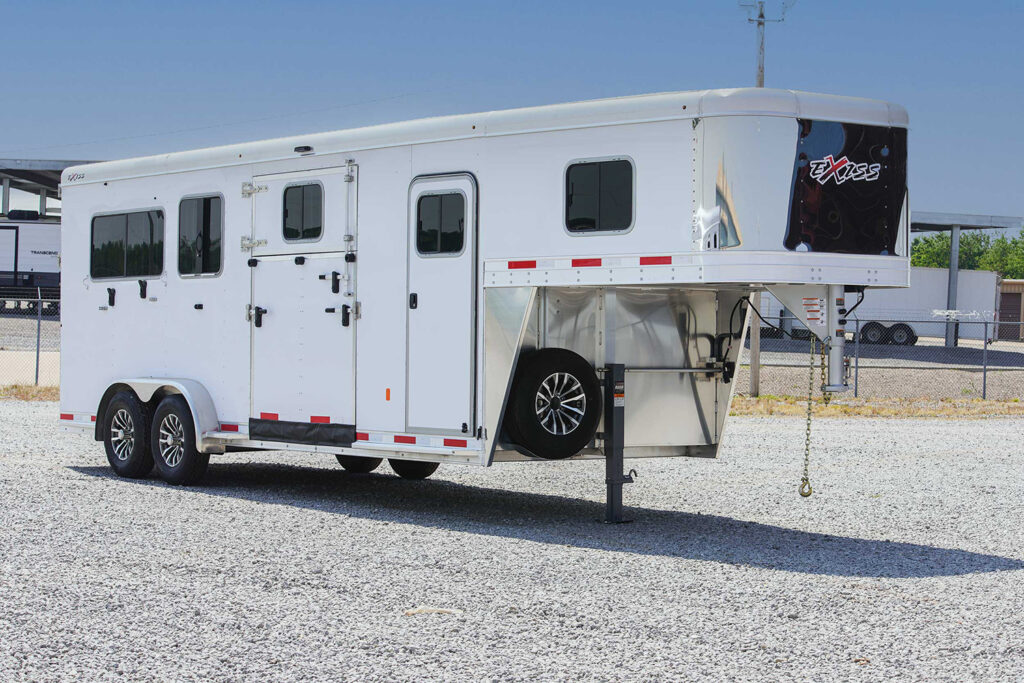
[248, 165, 358, 445]
[406, 174, 477, 435]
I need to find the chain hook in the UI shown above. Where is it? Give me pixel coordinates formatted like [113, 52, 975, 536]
[800, 335, 815, 498]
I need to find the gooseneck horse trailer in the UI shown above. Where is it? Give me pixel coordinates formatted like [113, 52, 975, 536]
[59, 88, 909, 504]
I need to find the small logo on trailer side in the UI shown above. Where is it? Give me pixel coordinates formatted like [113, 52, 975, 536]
[808, 155, 880, 185]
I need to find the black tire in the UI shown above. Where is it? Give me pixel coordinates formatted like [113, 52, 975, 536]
[504, 348, 601, 460]
[889, 323, 917, 346]
[150, 395, 209, 486]
[861, 322, 887, 344]
[335, 454, 382, 473]
[388, 459, 439, 480]
[103, 391, 154, 478]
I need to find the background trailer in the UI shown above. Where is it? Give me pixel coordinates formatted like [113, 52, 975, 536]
[57, 88, 909, 500]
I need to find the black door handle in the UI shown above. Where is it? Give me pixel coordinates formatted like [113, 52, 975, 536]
[341, 304, 351, 327]
[254, 306, 267, 328]
[332, 271, 341, 294]
[409, 293, 418, 309]
[107, 288, 116, 307]
[138, 280, 147, 299]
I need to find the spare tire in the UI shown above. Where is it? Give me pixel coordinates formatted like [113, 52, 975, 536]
[504, 348, 601, 460]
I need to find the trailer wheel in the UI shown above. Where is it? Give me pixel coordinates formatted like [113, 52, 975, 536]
[388, 459, 439, 480]
[335, 455, 382, 473]
[103, 391, 154, 478]
[888, 323, 917, 346]
[151, 395, 209, 486]
[504, 348, 601, 460]
[861, 322, 887, 344]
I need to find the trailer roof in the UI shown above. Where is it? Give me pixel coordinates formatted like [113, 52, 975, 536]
[62, 88, 908, 187]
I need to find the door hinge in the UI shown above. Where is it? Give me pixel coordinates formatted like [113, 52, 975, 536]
[240, 236, 268, 251]
[241, 181, 268, 198]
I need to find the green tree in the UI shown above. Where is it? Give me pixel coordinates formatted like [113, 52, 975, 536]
[910, 231, 991, 270]
[914, 229, 1024, 279]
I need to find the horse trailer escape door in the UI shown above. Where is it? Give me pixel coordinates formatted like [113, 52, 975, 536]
[249, 166, 357, 445]
[406, 174, 477, 436]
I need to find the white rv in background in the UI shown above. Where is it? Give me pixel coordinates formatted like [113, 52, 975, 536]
[58, 88, 909, 490]
[759, 266, 999, 344]
[0, 212, 61, 313]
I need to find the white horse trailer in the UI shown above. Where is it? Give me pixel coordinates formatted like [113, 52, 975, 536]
[58, 88, 909, 502]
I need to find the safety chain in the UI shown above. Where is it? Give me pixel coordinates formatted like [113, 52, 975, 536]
[820, 338, 832, 406]
[800, 336, 814, 497]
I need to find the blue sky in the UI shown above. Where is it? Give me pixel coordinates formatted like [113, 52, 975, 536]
[2, 0, 1021, 217]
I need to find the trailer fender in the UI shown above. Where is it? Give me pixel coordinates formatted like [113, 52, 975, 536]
[95, 379, 220, 453]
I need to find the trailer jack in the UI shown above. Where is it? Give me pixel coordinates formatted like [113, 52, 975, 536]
[602, 363, 637, 523]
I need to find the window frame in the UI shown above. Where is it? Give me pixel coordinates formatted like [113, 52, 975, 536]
[177, 193, 225, 279]
[89, 206, 166, 281]
[281, 181, 325, 244]
[414, 188, 468, 258]
[563, 155, 636, 236]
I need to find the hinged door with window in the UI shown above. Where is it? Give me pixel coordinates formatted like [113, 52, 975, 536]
[248, 165, 358, 443]
[406, 174, 477, 435]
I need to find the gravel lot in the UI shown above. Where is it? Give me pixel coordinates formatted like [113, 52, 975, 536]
[2, 400, 1023, 681]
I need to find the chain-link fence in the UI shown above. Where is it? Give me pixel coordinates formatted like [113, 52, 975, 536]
[0, 294, 60, 387]
[738, 319, 1024, 400]
[2, 300, 1021, 400]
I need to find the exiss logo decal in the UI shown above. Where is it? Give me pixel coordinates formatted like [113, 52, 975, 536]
[65, 172, 85, 182]
[807, 155, 881, 185]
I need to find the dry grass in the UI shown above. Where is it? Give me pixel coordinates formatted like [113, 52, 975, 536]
[0, 385, 60, 401]
[730, 394, 1024, 418]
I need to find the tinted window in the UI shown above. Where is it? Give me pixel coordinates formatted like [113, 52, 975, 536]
[283, 184, 322, 241]
[784, 120, 907, 255]
[566, 159, 633, 232]
[416, 193, 465, 255]
[179, 196, 223, 276]
[90, 210, 164, 279]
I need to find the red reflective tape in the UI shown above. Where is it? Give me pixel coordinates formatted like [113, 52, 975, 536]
[640, 256, 672, 266]
[508, 260, 536, 270]
[220, 423, 239, 432]
[572, 258, 602, 267]
[394, 435, 416, 445]
[443, 438, 468, 448]
[310, 415, 330, 424]
[90, 415, 97, 422]
[59, 413, 73, 421]
[355, 432, 369, 441]
[260, 412, 279, 421]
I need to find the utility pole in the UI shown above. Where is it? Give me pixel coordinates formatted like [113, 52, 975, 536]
[754, 1, 766, 87]
[740, 1, 794, 396]
[741, 1, 795, 88]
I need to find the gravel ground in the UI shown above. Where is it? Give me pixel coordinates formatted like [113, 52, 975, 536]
[733, 364, 1024, 401]
[2, 400, 1023, 681]
[0, 315, 60, 352]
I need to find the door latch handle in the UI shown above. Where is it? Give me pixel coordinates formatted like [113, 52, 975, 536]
[138, 280, 147, 299]
[341, 304, 351, 327]
[253, 306, 267, 328]
[332, 271, 341, 294]
[409, 293, 418, 309]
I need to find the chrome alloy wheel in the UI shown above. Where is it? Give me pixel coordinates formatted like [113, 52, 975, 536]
[535, 372, 587, 436]
[158, 413, 186, 468]
[110, 409, 135, 461]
